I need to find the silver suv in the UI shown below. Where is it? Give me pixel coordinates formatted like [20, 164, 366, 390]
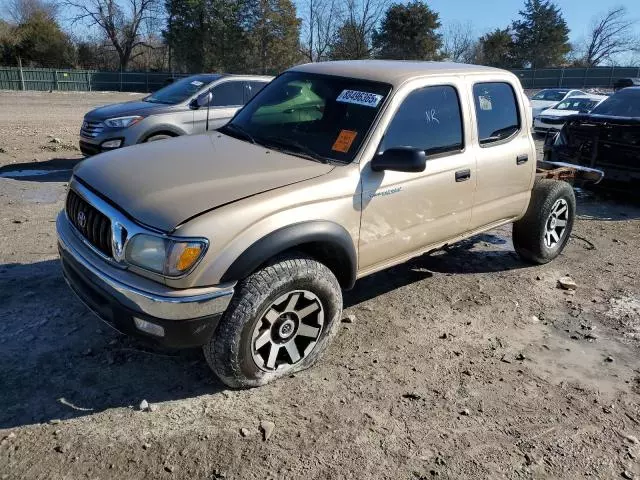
[79, 74, 273, 155]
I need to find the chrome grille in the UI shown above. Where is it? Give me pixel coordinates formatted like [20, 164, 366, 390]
[80, 120, 104, 138]
[66, 189, 113, 257]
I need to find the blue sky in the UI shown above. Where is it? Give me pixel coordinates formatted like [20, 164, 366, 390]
[422, 0, 639, 41]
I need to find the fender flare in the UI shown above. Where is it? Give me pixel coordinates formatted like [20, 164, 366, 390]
[220, 221, 357, 289]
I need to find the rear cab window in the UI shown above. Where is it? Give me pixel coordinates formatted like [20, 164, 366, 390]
[473, 82, 521, 146]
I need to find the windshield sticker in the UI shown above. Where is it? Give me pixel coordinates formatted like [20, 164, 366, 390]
[191, 80, 204, 87]
[479, 95, 493, 111]
[332, 130, 358, 153]
[336, 90, 383, 108]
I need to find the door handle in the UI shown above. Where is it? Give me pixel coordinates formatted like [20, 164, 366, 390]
[516, 154, 529, 165]
[455, 169, 471, 182]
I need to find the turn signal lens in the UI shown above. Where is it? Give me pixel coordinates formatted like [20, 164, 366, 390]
[176, 245, 203, 271]
[166, 241, 207, 275]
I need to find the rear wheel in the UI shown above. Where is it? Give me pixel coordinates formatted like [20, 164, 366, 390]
[513, 179, 576, 264]
[204, 254, 342, 388]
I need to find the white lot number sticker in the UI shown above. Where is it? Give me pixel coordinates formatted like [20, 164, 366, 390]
[337, 89, 383, 108]
[191, 80, 204, 87]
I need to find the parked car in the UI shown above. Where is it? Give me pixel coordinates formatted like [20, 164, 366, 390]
[545, 87, 640, 186]
[58, 61, 601, 388]
[533, 95, 607, 135]
[614, 78, 640, 92]
[79, 73, 273, 155]
[530, 88, 586, 118]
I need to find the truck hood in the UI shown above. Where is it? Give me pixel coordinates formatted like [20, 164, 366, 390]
[73, 133, 334, 231]
[85, 99, 182, 121]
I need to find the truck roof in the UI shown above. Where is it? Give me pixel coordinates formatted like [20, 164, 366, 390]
[290, 60, 508, 86]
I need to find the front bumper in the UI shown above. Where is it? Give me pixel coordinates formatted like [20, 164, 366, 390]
[57, 212, 235, 348]
[79, 137, 125, 156]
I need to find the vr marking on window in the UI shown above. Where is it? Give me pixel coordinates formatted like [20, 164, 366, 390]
[425, 109, 440, 124]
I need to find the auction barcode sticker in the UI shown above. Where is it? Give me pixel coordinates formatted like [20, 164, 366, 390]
[336, 90, 383, 108]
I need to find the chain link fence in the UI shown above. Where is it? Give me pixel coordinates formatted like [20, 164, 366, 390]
[0, 66, 188, 93]
[2, 65, 640, 93]
[512, 66, 640, 89]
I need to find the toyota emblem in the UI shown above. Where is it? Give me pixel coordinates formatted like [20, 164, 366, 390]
[77, 211, 87, 229]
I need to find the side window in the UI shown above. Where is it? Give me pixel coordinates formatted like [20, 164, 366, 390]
[245, 81, 268, 103]
[473, 82, 520, 146]
[211, 81, 245, 107]
[381, 85, 464, 155]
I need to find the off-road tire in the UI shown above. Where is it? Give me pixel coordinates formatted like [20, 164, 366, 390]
[203, 254, 343, 388]
[513, 179, 576, 264]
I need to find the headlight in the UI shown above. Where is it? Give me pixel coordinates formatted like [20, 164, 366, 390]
[125, 234, 207, 276]
[104, 116, 144, 128]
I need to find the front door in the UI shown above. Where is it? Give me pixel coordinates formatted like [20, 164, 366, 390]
[358, 80, 476, 272]
[193, 80, 246, 133]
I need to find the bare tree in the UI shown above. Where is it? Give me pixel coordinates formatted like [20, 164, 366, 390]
[300, 0, 341, 62]
[63, 0, 161, 70]
[340, 0, 389, 59]
[581, 7, 637, 66]
[3, 0, 58, 23]
[441, 21, 476, 63]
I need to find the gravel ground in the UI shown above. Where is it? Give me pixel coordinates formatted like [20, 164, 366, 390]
[1, 91, 640, 479]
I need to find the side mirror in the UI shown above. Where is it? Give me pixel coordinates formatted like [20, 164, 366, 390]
[371, 147, 426, 173]
[192, 90, 213, 108]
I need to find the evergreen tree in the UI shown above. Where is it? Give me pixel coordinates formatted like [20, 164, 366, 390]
[511, 0, 570, 68]
[242, 0, 302, 75]
[476, 28, 517, 68]
[328, 21, 370, 60]
[373, 1, 441, 60]
[10, 11, 75, 67]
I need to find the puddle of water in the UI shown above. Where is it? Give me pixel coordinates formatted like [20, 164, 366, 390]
[0, 169, 71, 178]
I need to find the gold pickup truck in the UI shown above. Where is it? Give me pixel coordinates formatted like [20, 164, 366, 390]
[57, 60, 599, 388]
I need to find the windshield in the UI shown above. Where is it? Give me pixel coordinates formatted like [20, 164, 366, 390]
[554, 98, 600, 113]
[221, 71, 392, 163]
[532, 90, 570, 101]
[591, 90, 640, 117]
[146, 74, 221, 104]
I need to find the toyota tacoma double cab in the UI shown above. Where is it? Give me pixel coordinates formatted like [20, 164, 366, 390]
[57, 61, 599, 388]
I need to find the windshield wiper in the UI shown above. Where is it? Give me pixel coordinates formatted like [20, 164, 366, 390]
[219, 123, 256, 144]
[261, 136, 329, 163]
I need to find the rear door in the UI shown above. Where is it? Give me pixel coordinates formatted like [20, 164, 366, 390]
[468, 79, 536, 231]
[193, 80, 246, 133]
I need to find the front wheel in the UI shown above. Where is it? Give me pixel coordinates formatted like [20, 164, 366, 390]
[144, 133, 174, 142]
[203, 254, 343, 388]
[513, 179, 576, 264]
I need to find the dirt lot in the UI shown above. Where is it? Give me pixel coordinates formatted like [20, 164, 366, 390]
[1, 90, 640, 479]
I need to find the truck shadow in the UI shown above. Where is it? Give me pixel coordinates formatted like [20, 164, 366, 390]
[2, 233, 521, 429]
[0, 260, 224, 429]
[0, 157, 82, 183]
[344, 232, 525, 308]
